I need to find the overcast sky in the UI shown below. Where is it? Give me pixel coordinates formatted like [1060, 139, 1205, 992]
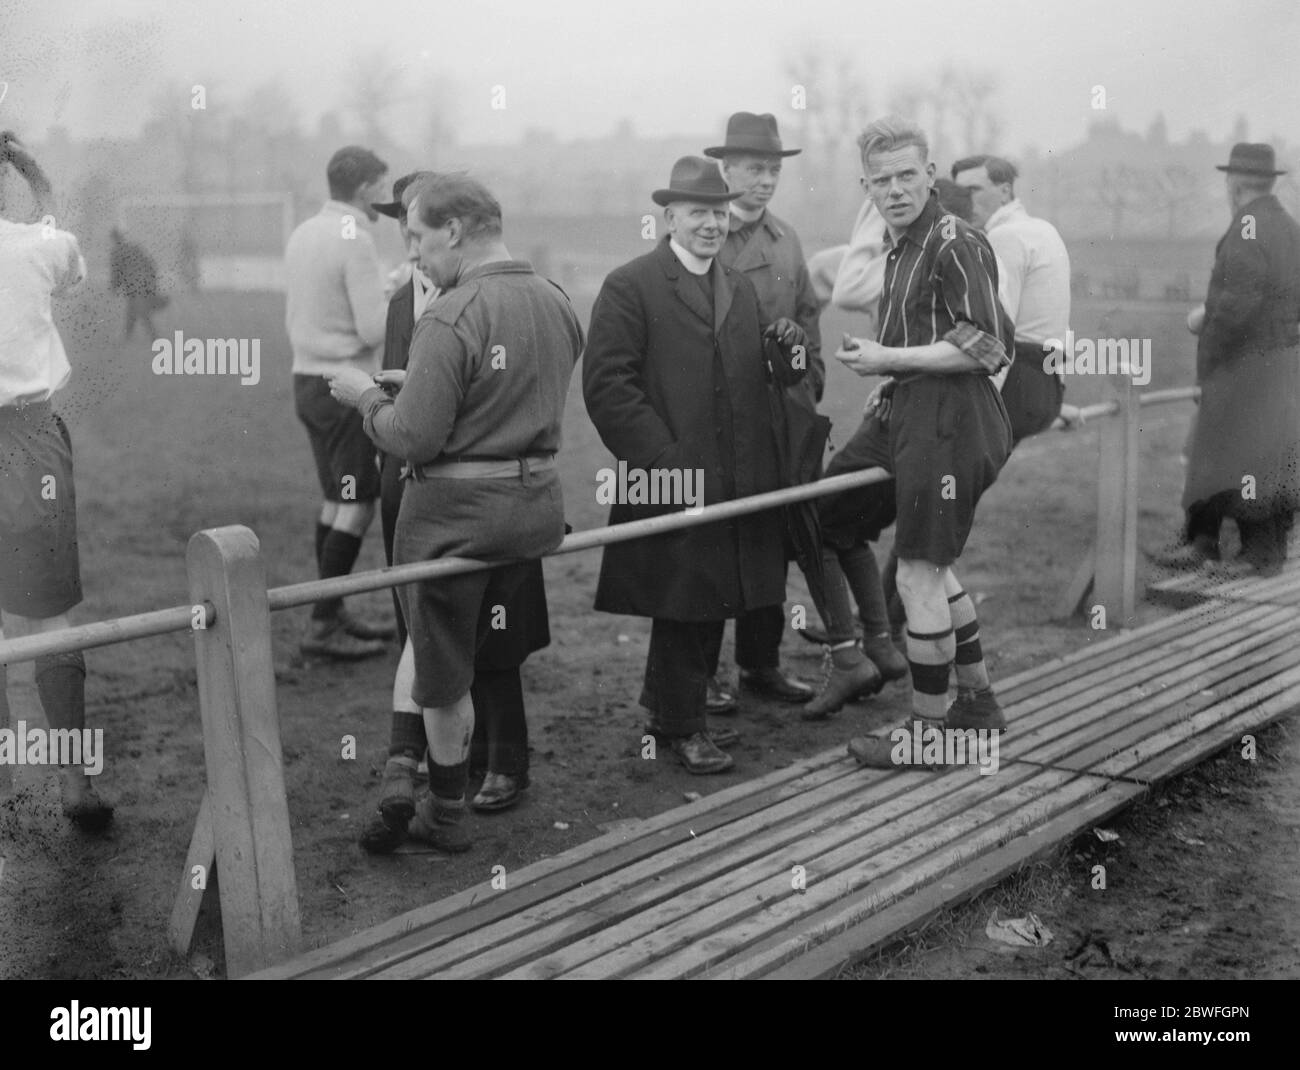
[2, 0, 1296, 155]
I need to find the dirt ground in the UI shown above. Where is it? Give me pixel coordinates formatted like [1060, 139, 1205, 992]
[1, 284, 1296, 980]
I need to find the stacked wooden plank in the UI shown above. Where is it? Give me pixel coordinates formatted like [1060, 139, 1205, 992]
[253, 593, 1300, 980]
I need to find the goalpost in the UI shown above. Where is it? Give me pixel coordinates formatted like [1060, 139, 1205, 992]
[115, 192, 295, 292]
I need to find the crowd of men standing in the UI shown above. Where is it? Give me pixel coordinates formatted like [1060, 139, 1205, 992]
[3, 112, 1296, 857]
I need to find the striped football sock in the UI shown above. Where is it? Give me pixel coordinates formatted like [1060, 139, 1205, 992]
[906, 627, 954, 722]
[948, 591, 991, 691]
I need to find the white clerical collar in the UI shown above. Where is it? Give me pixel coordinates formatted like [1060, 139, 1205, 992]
[669, 238, 712, 276]
[730, 202, 764, 225]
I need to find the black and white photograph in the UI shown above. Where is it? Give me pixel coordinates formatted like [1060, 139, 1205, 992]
[0, 0, 1297, 1016]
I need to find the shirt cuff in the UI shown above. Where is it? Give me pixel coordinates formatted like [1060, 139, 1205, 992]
[358, 385, 392, 425]
[944, 322, 1009, 374]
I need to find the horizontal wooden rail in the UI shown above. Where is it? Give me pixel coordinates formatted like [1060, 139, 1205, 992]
[266, 467, 893, 611]
[0, 384, 1206, 667]
[0, 603, 214, 667]
[1, 467, 892, 662]
[1139, 386, 1200, 407]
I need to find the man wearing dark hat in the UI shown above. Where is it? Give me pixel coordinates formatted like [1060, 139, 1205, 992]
[285, 145, 394, 661]
[583, 157, 809, 774]
[328, 172, 583, 851]
[703, 112, 824, 710]
[1154, 143, 1300, 575]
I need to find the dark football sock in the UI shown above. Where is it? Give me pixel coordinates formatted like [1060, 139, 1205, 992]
[313, 529, 363, 621]
[427, 757, 468, 803]
[389, 710, 426, 760]
[315, 522, 331, 569]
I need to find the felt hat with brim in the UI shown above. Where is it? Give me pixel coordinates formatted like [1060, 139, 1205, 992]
[372, 170, 437, 219]
[1216, 143, 1287, 176]
[704, 111, 800, 159]
[652, 156, 743, 207]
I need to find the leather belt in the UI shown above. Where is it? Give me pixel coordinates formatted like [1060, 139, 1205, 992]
[405, 454, 556, 482]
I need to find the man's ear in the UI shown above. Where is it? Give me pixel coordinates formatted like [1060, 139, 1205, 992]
[446, 217, 463, 248]
[925, 160, 937, 182]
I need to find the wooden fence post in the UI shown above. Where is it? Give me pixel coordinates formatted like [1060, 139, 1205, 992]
[185, 525, 301, 977]
[1092, 375, 1140, 628]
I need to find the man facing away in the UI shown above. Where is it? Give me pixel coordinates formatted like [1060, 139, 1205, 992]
[706, 111, 821, 710]
[327, 173, 583, 851]
[1153, 142, 1300, 576]
[822, 118, 1014, 768]
[284, 145, 396, 661]
[0, 131, 112, 830]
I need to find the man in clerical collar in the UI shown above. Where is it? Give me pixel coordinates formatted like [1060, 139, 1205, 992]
[583, 156, 809, 775]
[700, 111, 827, 712]
[824, 117, 1015, 769]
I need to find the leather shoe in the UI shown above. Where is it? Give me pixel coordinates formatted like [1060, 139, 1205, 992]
[862, 635, 909, 684]
[359, 813, 406, 854]
[408, 793, 472, 853]
[847, 720, 948, 770]
[802, 656, 883, 721]
[706, 675, 737, 715]
[946, 687, 1006, 731]
[668, 731, 734, 774]
[336, 605, 397, 641]
[740, 666, 814, 703]
[472, 771, 528, 813]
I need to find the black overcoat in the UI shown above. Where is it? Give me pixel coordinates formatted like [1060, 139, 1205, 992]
[583, 237, 803, 621]
[1184, 194, 1300, 516]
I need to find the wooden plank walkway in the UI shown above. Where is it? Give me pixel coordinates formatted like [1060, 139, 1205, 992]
[253, 579, 1300, 980]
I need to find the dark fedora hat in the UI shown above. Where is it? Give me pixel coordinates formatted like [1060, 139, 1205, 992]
[651, 156, 743, 207]
[1216, 142, 1287, 176]
[704, 111, 800, 159]
[371, 169, 437, 219]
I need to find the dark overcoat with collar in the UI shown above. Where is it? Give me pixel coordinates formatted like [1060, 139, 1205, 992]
[583, 237, 802, 621]
[719, 208, 825, 403]
[1184, 193, 1300, 515]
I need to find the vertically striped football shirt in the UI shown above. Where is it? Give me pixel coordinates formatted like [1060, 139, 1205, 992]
[877, 191, 1013, 375]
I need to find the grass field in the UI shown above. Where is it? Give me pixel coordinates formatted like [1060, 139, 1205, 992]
[0, 275, 1211, 978]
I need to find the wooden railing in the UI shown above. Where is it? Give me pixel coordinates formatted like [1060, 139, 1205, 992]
[0, 381, 1198, 976]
